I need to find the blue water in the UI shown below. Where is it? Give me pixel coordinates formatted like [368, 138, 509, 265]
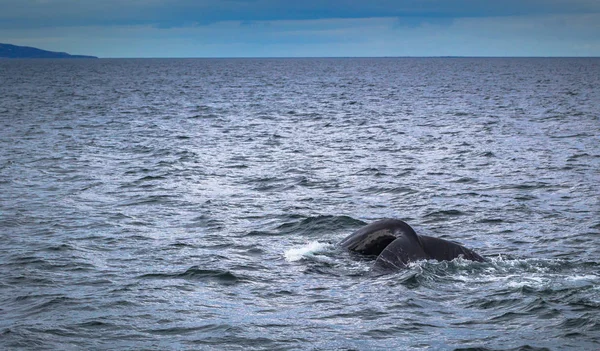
[1, 58, 599, 350]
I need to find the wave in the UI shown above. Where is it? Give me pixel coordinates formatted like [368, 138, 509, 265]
[138, 266, 242, 285]
[286, 242, 600, 295]
[275, 215, 365, 236]
[388, 256, 600, 294]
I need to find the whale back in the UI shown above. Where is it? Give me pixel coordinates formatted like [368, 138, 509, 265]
[339, 219, 419, 256]
[372, 234, 429, 271]
[340, 219, 485, 273]
[419, 235, 485, 263]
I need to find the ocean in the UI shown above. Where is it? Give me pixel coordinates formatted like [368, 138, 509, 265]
[1, 57, 599, 350]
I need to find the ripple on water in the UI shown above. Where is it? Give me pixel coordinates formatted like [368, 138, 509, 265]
[138, 266, 243, 285]
[1, 58, 599, 351]
[275, 215, 366, 236]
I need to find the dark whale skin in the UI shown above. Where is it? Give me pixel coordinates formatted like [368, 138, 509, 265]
[340, 219, 485, 272]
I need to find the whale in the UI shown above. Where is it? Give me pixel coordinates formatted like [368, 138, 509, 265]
[340, 218, 485, 272]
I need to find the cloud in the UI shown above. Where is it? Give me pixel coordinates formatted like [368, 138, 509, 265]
[4, 14, 600, 57]
[2, 1, 599, 57]
[1, 0, 600, 29]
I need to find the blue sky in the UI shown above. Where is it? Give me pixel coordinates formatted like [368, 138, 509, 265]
[1, 0, 599, 57]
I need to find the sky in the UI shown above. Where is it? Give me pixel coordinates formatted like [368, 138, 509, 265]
[1, 0, 600, 58]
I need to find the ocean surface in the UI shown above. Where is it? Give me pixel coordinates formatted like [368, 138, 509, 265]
[1, 57, 599, 351]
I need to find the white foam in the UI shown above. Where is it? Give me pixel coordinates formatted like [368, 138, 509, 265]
[506, 276, 548, 289]
[565, 274, 599, 282]
[284, 241, 331, 262]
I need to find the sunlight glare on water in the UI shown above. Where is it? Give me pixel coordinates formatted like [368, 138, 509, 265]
[0, 58, 599, 350]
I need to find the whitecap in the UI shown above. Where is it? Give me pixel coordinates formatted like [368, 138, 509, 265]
[284, 241, 331, 262]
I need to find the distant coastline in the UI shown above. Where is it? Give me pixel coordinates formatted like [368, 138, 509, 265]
[0, 43, 97, 59]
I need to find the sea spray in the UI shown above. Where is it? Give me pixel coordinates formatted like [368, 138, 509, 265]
[284, 241, 332, 262]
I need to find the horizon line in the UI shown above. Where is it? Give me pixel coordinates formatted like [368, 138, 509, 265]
[6, 55, 598, 59]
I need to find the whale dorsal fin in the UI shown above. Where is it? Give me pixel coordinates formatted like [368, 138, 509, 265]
[339, 227, 396, 256]
[340, 219, 419, 256]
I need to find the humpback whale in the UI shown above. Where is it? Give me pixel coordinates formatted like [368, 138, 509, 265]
[340, 219, 485, 272]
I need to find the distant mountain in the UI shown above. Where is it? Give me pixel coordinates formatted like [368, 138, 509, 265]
[0, 43, 97, 58]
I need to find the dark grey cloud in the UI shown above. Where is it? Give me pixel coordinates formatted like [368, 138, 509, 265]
[1, 0, 599, 29]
